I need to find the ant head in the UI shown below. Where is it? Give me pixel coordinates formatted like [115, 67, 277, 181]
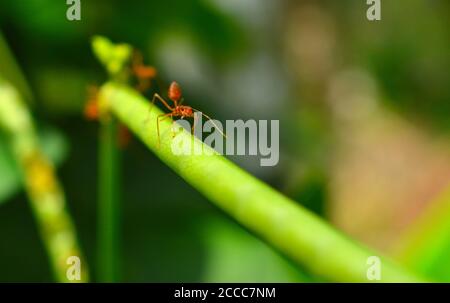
[168, 81, 182, 102]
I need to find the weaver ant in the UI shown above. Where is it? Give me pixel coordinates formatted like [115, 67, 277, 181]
[150, 81, 226, 145]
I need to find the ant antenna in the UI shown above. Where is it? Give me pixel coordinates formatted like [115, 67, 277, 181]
[191, 107, 227, 139]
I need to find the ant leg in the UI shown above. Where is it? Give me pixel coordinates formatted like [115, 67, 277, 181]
[193, 110, 227, 139]
[156, 113, 174, 147]
[159, 114, 178, 138]
[191, 114, 197, 136]
[152, 93, 174, 111]
[143, 94, 174, 125]
[143, 105, 153, 125]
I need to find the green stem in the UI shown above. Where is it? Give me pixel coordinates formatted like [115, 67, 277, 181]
[0, 32, 34, 103]
[99, 82, 424, 282]
[98, 118, 121, 282]
[0, 79, 89, 282]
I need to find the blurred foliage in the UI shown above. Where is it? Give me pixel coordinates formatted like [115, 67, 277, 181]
[335, 0, 450, 132]
[395, 185, 450, 281]
[199, 217, 312, 282]
[0, 126, 68, 204]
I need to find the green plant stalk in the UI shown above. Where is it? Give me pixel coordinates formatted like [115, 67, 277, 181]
[0, 79, 88, 282]
[0, 32, 34, 103]
[99, 82, 424, 282]
[394, 184, 450, 280]
[98, 118, 121, 282]
[91, 35, 130, 283]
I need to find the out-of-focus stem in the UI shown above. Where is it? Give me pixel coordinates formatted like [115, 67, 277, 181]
[0, 79, 88, 282]
[0, 32, 34, 103]
[91, 35, 129, 283]
[98, 118, 121, 282]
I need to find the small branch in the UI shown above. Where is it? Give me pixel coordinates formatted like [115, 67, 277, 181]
[98, 82, 424, 282]
[0, 79, 89, 282]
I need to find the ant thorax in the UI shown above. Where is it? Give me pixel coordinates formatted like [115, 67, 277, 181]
[175, 106, 194, 118]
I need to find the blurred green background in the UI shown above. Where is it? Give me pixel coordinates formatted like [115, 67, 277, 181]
[0, 0, 449, 282]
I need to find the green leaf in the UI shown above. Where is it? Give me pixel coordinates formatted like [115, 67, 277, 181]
[38, 125, 69, 167]
[92, 36, 132, 77]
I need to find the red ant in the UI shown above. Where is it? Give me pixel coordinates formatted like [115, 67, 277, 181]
[150, 81, 226, 145]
